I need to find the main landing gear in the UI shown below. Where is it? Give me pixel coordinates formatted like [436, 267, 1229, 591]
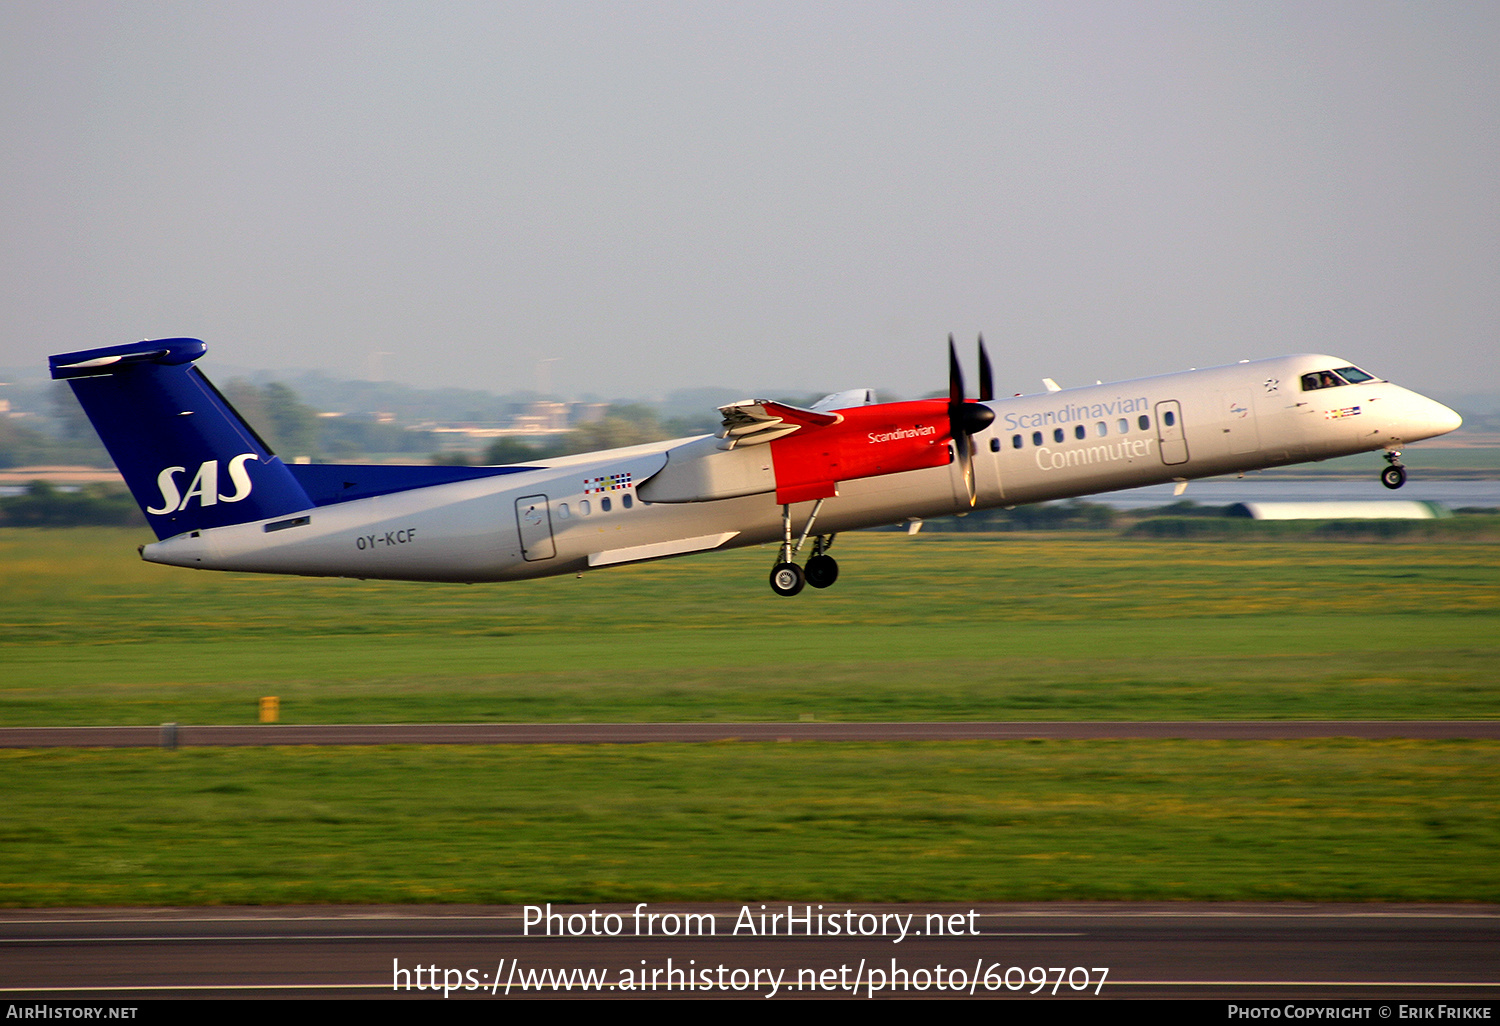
[769, 500, 840, 596]
[1381, 449, 1407, 490]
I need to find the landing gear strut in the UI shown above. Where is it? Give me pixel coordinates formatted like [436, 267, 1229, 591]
[769, 501, 839, 596]
[1381, 449, 1406, 490]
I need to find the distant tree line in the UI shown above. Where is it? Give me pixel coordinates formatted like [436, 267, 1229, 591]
[435, 404, 718, 467]
[4, 375, 758, 470]
[0, 380, 447, 469]
[0, 481, 144, 527]
[884, 500, 1119, 533]
[0, 386, 109, 468]
[218, 380, 437, 461]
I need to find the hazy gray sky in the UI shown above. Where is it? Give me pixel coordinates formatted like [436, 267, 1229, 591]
[2, 2, 1495, 401]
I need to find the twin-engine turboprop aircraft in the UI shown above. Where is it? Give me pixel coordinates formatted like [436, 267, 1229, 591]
[50, 337, 1461, 595]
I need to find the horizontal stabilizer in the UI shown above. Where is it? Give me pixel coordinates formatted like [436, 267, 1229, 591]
[50, 338, 207, 378]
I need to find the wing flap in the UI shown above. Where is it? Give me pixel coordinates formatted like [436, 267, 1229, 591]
[716, 399, 841, 448]
[588, 532, 740, 567]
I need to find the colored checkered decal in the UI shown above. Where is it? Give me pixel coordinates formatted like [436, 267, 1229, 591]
[583, 472, 633, 494]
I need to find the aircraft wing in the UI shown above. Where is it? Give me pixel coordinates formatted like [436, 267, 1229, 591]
[716, 399, 841, 448]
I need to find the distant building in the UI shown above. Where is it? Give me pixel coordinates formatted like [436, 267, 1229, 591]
[1227, 501, 1449, 520]
[414, 401, 611, 450]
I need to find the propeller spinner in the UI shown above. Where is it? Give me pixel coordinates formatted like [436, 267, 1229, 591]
[947, 335, 996, 507]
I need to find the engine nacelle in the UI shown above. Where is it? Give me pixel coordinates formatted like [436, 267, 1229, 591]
[637, 435, 777, 503]
[637, 400, 957, 505]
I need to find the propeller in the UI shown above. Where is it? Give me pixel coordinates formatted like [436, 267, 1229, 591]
[948, 335, 996, 507]
[977, 333, 994, 401]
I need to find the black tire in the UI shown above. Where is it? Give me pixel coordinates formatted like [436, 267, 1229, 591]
[1381, 466, 1406, 490]
[805, 554, 839, 589]
[769, 562, 805, 596]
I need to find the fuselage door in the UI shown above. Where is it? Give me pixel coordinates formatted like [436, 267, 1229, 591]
[1155, 400, 1189, 465]
[514, 495, 556, 561]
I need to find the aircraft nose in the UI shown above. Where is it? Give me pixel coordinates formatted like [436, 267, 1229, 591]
[1427, 399, 1463, 436]
[1408, 395, 1462, 440]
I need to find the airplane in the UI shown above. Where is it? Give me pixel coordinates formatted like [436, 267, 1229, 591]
[49, 336, 1462, 596]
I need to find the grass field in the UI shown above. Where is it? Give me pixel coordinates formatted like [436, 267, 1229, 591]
[5, 741, 1497, 905]
[2, 528, 1497, 725]
[1, 527, 1495, 905]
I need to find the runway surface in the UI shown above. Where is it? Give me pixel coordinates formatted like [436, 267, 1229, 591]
[2, 903, 1496, 1000]
[3, 720, 1498, 747]
[8, 725, 1494, 1000]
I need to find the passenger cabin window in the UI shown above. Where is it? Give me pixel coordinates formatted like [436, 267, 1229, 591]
[1138, 415, 1150, 431]
[1164, 410, 1175, 427]
[622, 493, 634, 509]
[1053, 428, 1065, 443]
[579, 499, 591, 515]
[1117, 419, 1129, 434]
[1011, 434, 1023, 449]
[557, 503, 569, 519]
[1074, 424, 1086, 440]
[601, 496, 612, 512]
[1032, 431, 1043, 447]
[1095, 422, 1108, 437]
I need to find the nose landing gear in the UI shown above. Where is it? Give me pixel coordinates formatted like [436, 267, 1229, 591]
[1381, 449, 1406, 490]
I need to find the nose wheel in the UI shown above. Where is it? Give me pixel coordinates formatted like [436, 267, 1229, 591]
[1381, 450, 1406, 490]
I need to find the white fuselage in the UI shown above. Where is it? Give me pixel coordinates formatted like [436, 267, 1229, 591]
[142, 355, 1462, 583]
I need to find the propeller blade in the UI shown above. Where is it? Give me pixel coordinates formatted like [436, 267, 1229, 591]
[947, 335, 981, 507]
[957, 436, 977, 506]
[977, 334, 993, 402]
[948, 334, 964, 406]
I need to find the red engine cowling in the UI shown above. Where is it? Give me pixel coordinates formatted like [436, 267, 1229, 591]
[767, 399, 954, 504]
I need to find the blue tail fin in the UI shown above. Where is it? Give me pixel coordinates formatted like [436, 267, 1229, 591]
[50, 339, 314, 540]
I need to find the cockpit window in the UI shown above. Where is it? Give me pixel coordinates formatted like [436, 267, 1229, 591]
[1333, 366, 1376, 384]
[1301, 370, 1349, 391]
